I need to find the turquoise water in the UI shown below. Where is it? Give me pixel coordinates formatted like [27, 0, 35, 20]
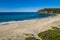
[0, 12, 51, 23]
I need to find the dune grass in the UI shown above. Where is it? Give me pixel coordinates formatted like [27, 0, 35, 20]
[38, 27, 60, 40]
[25, 27, 60, 40]
[25, 37, 40, 40]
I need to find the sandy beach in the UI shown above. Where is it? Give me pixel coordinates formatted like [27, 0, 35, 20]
[0, 15, 60, 40]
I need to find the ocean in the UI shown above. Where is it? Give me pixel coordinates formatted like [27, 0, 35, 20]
[0, 12, 51, 24]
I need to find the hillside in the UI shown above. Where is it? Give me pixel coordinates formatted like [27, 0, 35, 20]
[37, 8, 60, 14]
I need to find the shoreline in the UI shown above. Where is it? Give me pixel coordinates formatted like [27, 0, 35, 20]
[0, 14, 60, 40]
[0, 15, 55, 25]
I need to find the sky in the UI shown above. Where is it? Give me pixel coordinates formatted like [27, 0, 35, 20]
[0, 0, 60, 12]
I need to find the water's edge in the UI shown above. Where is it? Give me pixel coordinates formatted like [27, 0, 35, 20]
[0, 15, 55, 25]
[0, 12, 55, 25]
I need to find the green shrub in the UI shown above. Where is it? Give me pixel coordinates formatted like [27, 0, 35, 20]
[38, 27, 60, 40]
[25, 37, 39, 40]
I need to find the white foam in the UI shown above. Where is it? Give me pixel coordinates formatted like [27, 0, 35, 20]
[0, 16, 55, 25]
[0, 19, 37, 25]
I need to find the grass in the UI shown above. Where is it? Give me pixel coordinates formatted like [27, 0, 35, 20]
[25, 27, 60, 40]
[25, 37, 40, 40]
[38, 27, 60, 40]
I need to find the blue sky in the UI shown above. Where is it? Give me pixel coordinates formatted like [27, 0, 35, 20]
[0, 0, 60, 12]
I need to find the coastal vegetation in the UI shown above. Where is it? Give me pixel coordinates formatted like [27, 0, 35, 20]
[25, 27, 60, 40]
[37, 8, 60, 14]
[38, 27, 60, 40]
[25, 37, 39, 40]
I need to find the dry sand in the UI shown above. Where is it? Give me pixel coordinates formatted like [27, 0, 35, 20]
[0, 15, 60, 40]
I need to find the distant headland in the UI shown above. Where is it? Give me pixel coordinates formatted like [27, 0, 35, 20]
[37, 8, 60, 14]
